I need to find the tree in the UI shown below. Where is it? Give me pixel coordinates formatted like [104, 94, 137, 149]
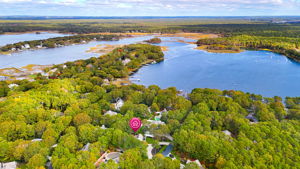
[73, 113, 92, 126]
[26, 154, 47, 169]
[119, 149, 142, 169]
[0, 81, 9, 97]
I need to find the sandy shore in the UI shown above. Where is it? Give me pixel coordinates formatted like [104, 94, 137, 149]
[195, 45, 243, 53]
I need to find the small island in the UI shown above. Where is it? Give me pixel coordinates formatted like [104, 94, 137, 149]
[145, 37, 162, 44]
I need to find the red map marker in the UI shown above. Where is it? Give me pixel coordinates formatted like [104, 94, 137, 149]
[129, 117, 142, 132]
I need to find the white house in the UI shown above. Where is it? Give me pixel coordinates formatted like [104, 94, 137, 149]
[135, 134, 144, 141]
[81, 143, 90, 151]
[147, 120, 165, 125]
[145, 131, 154, 138]
[122, 58, 131, 65]
[115, 98, 124, 110]
[105, 152, 122, 163]
[51, 144, 58, 148]
[0, 162, 17, 169]
[8, 84, 18, 89]
[24, 44, 30, 49]
[222, 130, 232, 136]
[101, 125, 107, 130]
[31, 138, 43, 142]
[104, 110, 118, 116]
[187, 159, 204, 169]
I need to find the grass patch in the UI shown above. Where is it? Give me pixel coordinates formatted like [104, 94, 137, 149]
[146, 137, 156, 144]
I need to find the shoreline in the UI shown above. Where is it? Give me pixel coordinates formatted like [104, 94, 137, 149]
[195, 45, 243, 53]
[1, 30, 74, 35]
[0, 32, 211, 55]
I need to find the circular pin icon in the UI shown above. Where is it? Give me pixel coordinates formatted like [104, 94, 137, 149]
[129, 117, 141, 132]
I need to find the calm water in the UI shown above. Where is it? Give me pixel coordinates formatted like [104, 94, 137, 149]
[1, 33, 300, 97]
[130, 37, 300, 98]
[0, 32, 70, 47]
[0, 36, 154, 69]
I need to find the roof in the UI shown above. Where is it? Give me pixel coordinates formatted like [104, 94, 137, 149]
[105, 152, 121, 163]
[104, 110, 118, 116]
[187, 159, 204, 169]
[115, 98, 124, 110]
[246, 113, 258, 123]
[147, 120, 165, 125]
[222, 130, 232, 136]
[0, 161, 17, 169]
[31, 138, 43, 142]
[81, 143, 90, 151]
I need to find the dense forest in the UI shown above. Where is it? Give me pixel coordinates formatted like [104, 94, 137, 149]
[0, 43, 300, 168]
[1, 18, 300, 37]
[0, 34, 120, 52]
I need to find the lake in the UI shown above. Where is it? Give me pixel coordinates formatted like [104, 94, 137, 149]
[0, 32, 70, 47]
[130, 37, 300, 98]
[1, 33, 300, 98]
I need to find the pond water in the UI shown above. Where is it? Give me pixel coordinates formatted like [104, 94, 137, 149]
[0, 32, 71, 47]
[130, 37, 300, 98]
[1, 33, 300, 98]
[0, 35, 154, 69]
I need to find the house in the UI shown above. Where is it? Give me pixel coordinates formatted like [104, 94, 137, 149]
[51, 144, 58, 148]
[46, 162, 53, 169]
[103, 79, 110, 85]
[115, 98, 124, 110]
[86, 64, 94, 69]
[222, 130, 232, 136]
[81, 143, 90, 151]
[8, 84, 18, 89]
[122, 58, 131, 65]
[24, 44, 30, 49]
[147, 120, 165, 125]
[246, 113, 258, 123]
[145, 131, 154, 138]
[101, 125, 107, 130]
[135, 134, 144, 141]
[104, 110, 118, 116]
[31, 138, 43, 142]
[177, 90, 189, 99]
[186, 159, 204, 169]
[0, 161, 17, 169]
[105, 152, 121, 163]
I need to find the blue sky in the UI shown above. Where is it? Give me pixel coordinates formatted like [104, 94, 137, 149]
[0, 0, 300, 16]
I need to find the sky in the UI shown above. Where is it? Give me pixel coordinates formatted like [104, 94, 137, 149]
[0, 0, 300, 16]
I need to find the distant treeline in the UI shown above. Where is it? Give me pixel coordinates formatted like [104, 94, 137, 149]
[0, 34, 120, 52]
[1, 20, 300, 37]
[197, 35, 300, 62]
